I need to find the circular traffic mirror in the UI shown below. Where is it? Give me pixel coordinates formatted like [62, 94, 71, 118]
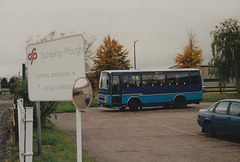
[72, 77, 93, 111]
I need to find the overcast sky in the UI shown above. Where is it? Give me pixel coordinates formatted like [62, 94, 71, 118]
[1, 0, 239, 79]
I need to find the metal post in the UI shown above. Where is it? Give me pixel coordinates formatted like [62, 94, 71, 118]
[36, 101, 42, 154]
[22, 64, 25, 80]
[134, 40, 138, 69]
[76, 109, 82, 162]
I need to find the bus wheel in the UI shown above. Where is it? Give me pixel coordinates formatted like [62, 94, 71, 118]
[129, 99, 140, 111]
[119, 107, 126, 111]
[173, 96, 186, 109]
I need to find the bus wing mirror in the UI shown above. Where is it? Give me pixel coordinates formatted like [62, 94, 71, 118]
[72, 77, 93, 111]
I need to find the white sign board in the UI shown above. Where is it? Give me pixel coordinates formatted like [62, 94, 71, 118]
[26, 34, 85, 101]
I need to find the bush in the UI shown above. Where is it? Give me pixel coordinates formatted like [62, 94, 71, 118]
[11, 79, 58, 127]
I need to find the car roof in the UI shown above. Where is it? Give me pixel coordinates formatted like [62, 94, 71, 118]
[219, 99, 240, 102]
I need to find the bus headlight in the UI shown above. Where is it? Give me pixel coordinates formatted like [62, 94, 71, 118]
[99, 96, 109, 104]
[104, 97, 109, 103]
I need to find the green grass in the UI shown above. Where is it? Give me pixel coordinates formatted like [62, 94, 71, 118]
[6, 120, 94, 162]
[0, 93, 6, 99]
[56, 101, 76, 112]
[56, 98, 98, 113]
[90, 98, 98, 107]
[203, 93, 240, 102]
[34, 121, 78, 161]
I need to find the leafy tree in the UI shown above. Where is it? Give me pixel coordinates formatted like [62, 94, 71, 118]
[174, 31, 203, 68]
[9, 76, 18, 94]
[1, 78, 8, 88]
[209, 18, 240, 92]
[90, 35, 131, 90]
[9, 76, 17, 86]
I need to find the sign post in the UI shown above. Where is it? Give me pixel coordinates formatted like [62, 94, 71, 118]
[27, 34, 86, 160]
[36, 101, 41, 154]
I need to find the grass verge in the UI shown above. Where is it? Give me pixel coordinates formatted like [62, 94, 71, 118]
[203, 93, 240, 102]
[6, 120, 94, 162]
[0, 93, 6, 99]
[56, 98, 98, 113]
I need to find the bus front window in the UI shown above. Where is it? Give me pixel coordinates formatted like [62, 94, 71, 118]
[99, 72, 110, 89]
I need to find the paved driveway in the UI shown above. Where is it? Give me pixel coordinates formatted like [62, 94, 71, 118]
[0, 94, 11, 161]
[51, 102, 240, 162]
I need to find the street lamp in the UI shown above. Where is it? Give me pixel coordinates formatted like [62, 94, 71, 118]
[134, 40, 138, 69]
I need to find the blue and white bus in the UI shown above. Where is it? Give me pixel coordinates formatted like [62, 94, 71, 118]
[98, 69, 203, 111]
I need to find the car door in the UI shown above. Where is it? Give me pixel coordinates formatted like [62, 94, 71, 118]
[212, 101, 230, 133]
[227, 101, 240, 135]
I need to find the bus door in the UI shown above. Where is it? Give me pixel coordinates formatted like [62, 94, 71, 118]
[111, 75, 122, 106]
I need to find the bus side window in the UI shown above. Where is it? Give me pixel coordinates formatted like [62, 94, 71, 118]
[179, 72, 190, 85]
[167, 72, 176, 86]
[155, 72, 166, 86]
[190, 71, 200, 85]
[123, 74, 140, 88]
[123, 75, 129, 87]
[142, 73, 154, 87]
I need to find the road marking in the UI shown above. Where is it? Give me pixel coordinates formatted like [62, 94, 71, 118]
[139, 118, 197, 136]
[180, 116, 197, 120]
[158, 123, 196, 136]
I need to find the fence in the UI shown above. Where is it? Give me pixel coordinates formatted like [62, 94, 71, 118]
[16, 99, 33, 162]
[204, 86, 238, 93]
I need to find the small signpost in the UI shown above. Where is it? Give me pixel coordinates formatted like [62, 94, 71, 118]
[26, 34, 90, 162]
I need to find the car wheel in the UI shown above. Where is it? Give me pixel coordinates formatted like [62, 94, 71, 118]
[205, 122, 216, 137]
[173, 96, 186, 108]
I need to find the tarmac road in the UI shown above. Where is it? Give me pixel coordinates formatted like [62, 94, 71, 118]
[0, 94, 12, 161]
[51, 102, 240, 162]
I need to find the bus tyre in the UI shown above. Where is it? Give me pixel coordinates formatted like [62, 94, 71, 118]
[173, 96, 186, 109]
[119, 107, 126, 111]
[129, 99, 140, 111]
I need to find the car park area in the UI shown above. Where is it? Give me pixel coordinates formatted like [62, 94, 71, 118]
[52, 102, 240, 162]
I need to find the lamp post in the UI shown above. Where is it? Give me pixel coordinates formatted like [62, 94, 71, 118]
[134, 40, 138, 69]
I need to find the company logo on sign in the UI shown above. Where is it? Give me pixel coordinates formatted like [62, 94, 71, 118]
[28, 48, 38, 65]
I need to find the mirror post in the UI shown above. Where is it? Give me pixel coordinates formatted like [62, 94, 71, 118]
[72, 77, 93, 162]
[76, 109, 82, 162]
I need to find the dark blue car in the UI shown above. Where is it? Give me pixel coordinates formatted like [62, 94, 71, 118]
[197, 99, 240, 137]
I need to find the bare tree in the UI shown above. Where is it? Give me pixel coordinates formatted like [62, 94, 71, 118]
[26, 31, 96, 72]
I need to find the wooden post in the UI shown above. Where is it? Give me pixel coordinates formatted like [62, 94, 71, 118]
[14, 107, 19, 143]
